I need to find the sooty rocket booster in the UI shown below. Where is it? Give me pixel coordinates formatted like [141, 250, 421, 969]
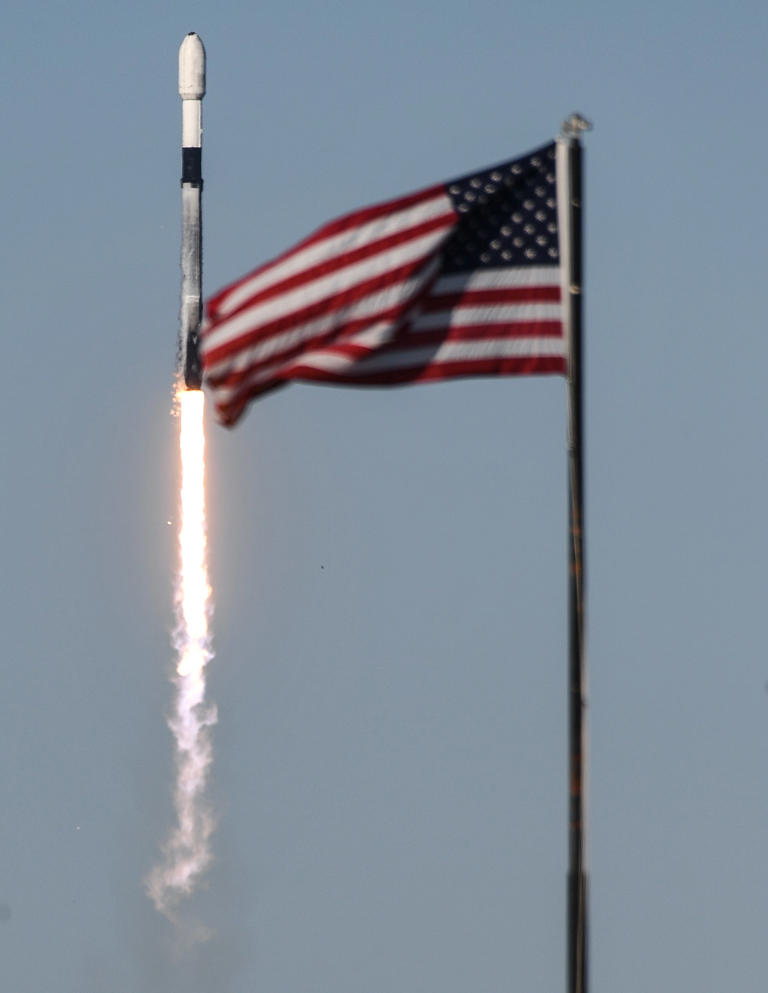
[178, 33, 205, 389]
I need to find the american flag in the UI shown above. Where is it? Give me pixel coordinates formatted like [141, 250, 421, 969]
[201, 141, 568, 426]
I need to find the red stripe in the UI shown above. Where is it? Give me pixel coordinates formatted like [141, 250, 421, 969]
[203, 257, 438, 367]
[211, 210, 455, 319]
[281, 354, 567, 387]
[410, 320, 564, 341]
[423, 284, 561, 309]
[206, 183, 444, 317]
[288, 183, 445, 244]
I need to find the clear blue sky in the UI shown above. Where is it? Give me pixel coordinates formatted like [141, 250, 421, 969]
[3, 1, 767, 991]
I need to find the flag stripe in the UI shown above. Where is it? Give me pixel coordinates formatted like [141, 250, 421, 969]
[210, 190, 451, 318]
[424, 285, 561, 308]
[214, 330, 565, 405]
[203, 226, 453, 357]
[288, 353, 567, 386]
[430, 266, 561, 293]
[204, 256, 442, 376]
[295, 336, 567, 374]
[412, 304, 563, 331]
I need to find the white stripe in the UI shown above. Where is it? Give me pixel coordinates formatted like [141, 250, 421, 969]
[337, 324, 395, 349]
[412, 303, 562, 331]
[203, 257, 441, 381]
[204, 226, 451, 355]
[430, 265, 561, 294]
[215, 192, 453, 317]
[294, 337, 566, 376]
[181, 100, 202, 147]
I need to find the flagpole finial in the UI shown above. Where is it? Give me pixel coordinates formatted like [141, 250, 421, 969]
[561, 113, 593, 139]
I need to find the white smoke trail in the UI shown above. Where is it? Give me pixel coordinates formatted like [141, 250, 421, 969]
[147, 388, 217, 922]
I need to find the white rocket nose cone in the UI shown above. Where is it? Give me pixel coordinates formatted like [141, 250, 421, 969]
[179, 33, 206, 99]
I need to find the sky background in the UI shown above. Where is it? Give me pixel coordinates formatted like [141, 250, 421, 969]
[3, 1, 767, 990]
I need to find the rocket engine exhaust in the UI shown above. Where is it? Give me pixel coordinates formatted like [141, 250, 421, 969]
[147, 388, 216, 920]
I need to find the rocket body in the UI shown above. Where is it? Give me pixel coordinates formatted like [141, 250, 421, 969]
[178, 33, 205, 389]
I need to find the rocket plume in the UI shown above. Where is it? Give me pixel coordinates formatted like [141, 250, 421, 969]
[147, 388, 217, 919]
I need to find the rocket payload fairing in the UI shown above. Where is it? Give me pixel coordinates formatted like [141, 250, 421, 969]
[178, 33, 205, 389]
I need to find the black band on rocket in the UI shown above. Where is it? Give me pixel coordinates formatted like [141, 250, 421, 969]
[182, 147, 202, 186]
[184, 330, 203, 390]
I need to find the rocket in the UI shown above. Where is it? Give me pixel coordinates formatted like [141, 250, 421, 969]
[178, 33, 205, 389]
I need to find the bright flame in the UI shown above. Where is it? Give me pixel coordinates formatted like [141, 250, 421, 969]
[147, 388, 217, 921]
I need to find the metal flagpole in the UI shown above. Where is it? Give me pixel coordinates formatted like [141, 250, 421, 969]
[558, 112, 592, 993]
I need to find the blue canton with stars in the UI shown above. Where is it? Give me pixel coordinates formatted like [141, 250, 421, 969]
[441, 142, 559, 272]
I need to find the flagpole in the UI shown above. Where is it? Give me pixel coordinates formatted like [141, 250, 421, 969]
[559, 112, 591, 993]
